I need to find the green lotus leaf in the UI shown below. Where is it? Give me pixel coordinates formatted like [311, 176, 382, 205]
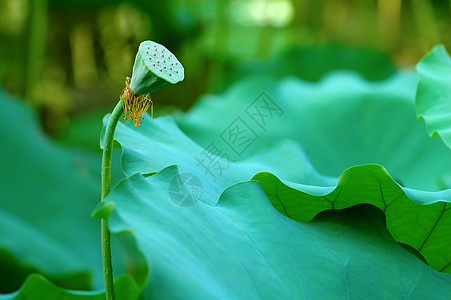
[252, 165, 451, 273]
[176, 71, 451, 191]
[97, 70, 451, 297]
[95, 165, 451, 299]
[416, 45, 451, 149]
[0, 273, 140, 300]
[0, 91, 100, 291]
[100, 114, 335, 206]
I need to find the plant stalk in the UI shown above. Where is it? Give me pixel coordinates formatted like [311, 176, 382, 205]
[26, 0, 48, 103]
[101, 99, 124, 300]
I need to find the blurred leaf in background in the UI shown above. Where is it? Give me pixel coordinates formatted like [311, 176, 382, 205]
[0, 90, 144, 294]
[1, 0, 451, 137]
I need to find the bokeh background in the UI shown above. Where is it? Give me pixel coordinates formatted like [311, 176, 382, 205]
[0, 0, 451, 136]
[1, 0, 451, 295]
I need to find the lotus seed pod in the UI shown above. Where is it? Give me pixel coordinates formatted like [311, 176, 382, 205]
[129, 40, 185, 95]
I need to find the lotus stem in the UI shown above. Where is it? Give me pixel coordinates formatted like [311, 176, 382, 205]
[100, 99, 124, 300]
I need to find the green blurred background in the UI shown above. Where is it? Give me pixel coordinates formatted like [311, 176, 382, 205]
[0, 0, 450, 136]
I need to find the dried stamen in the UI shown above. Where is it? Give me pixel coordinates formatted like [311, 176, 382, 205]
[120, 77, 153, 127]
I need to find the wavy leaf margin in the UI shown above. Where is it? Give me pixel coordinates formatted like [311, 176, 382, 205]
[252, 164, 451, 273]
[416, 44, 451, 148]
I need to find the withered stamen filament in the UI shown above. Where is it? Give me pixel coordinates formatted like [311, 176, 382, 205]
[120, 77, 153, 127]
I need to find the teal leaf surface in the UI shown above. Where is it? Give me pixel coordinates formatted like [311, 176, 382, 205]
[0, 91, 101, 291]
[253, 165, 451, 273]
[176, 72, 451, 191]
[101, 114, 336, 206]
[416, 45, 451, 149]
[98, 71, 451, 297]
[0, 274, 140, 300]
[97, 166, 451, 299]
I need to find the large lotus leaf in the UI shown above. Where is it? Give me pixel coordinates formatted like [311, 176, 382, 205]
[101, 114, 336, 206]
[0, 91, 99, 290]
[0, 274, 140, 300]
[176, 71, 451, 191]
[252, 165, 451, 273]
[95, 165, 451, 299]
[0, 91, 143, 294]
[101, 90, 451, 277]
[416, 45, 451, 149]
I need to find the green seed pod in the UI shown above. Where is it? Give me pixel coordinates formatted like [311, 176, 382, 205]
[129, 40, 185, 95]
